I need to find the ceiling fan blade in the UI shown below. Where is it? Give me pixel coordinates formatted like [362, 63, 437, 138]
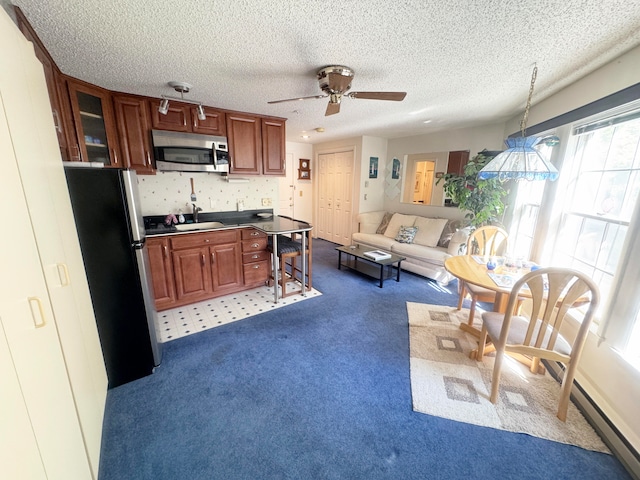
[325, 101, 341, 116]
[268, 94, 326, 104]
[348, 91, 407, 101]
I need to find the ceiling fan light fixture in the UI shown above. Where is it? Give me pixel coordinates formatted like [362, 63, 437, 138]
[158, 98, 169, 115]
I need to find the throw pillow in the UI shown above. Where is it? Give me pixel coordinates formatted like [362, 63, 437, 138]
[384, 213, 417, 239]
[438, 219, 465, 248]
[412, 217, 449, 247]
[395, 226, 418, 244]
[376, 212, 394, 234]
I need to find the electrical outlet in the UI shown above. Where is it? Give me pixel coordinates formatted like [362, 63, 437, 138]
[261, 198, 272, 206]
[209, 197, 216, 209]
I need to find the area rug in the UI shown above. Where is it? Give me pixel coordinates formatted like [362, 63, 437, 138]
[407, 302, 609, 453]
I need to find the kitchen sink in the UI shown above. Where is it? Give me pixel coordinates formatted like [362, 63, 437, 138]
[174, 221, 225, 231]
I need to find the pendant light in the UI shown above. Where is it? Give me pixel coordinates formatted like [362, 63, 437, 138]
[158, 81, 207, 121]
[478, 66, 559, 181]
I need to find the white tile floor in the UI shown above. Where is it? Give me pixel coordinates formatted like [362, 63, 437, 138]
[156, 281, 322, 342]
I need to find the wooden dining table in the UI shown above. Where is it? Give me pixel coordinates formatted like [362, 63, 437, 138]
[444, 254, 540, 366]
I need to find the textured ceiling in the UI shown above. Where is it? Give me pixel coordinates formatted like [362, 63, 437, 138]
[12, 0, 640, 144]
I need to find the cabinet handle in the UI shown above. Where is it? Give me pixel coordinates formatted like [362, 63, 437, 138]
[201, 254, 206, 267]
[27, 297, 46, 328]
[112, 149, 119, 165]
[252, 254, 259, 259]
[204, 239, 210, 243]
[145, 151, 151, 167]
[253, 265, 260, 269]
[250, 232, 259, 236]
[163, 245, 169, 258]
[210, 252, 215, 264]
[56, 263, 70, 286]
[72, 144, 81, 162]
[52, 109, 62, 133]
[251, 243, 259, 248]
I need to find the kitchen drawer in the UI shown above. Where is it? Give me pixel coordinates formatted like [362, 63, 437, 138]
[242, 250, 270, 264]
[243, 260, 269, 285]
[241, 228, 267, 240]
[241, 237, 267, 252]
[170, 230, 239, 250]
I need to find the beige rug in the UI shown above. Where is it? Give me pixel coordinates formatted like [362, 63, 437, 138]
[407, 302, 609, 453]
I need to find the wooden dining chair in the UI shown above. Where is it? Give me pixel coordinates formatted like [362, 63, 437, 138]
[457, 225, 508, 334]
[477, 267, 600, 421]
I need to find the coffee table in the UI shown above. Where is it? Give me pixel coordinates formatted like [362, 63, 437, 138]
[336, 245, 405, 288]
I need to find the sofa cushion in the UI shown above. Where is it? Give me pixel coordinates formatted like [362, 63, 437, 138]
[447, 229, 470, 255]
[391, 242, 450, 265]
[412, 217, 448, 247]
[384, 213, 417, 239]
[357, 211, 387, 234]
[438, 219, 466, 248]
[351, 232, 397, 251]
[395, 225, 418, 243]
[376, 212, 394, 234]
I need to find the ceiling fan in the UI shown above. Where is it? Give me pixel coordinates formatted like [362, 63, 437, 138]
[268, 65, 407, 116]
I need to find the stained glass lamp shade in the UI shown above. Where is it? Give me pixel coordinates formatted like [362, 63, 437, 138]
[477, 136, 559, 181]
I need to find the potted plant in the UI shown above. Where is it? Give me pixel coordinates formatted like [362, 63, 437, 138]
[437, 151, 509, 228]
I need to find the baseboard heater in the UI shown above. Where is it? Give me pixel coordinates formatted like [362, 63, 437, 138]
[544, 360, 640, 480]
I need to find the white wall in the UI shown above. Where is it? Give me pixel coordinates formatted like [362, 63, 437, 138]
[136, 172, 279, 217]
[385, 123, 506, 219]
[284, 141, 314, 223]
[360, 136, 388, 213]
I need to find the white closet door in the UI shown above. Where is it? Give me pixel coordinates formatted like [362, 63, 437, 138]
[332, 150, 354, 245]
[317, 150, 354, 244]
[7, 21, 107, 474]
[0, 320, 46, 480]
[0, 92, 92, 479]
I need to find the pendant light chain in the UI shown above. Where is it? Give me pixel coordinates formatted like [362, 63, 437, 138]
[520, 65, 538, 137]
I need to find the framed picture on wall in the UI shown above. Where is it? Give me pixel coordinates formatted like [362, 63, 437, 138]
[369, 157, 379, 178]
[298, 158, 311, 180]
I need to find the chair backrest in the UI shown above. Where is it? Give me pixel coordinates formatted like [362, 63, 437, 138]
[503, 267, 600, 357]
[466, 225, 508, 257]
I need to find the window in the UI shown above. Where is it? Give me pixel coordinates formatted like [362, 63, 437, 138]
[547, 110, 640, 313]
[508, 100, 640, 368]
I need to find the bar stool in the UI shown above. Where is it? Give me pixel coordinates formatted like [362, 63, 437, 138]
[267, 233, 312, 298]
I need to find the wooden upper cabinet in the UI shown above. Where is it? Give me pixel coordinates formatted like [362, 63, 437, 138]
[261, 117, 286, 176]
[227, 113, 262, 175]
[192, 106, 226, 136]
[67, 78, 121, 167]
[149, 99, 190, 132]
[446, 150, 470, 176]
[113, 94, 154, 174]
[15, 7, 72, 161]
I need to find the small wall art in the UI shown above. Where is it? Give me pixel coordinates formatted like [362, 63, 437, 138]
[369, 156, 379, 178]
[392, 158, 401, 179]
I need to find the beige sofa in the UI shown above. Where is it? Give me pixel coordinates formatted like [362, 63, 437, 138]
[351, 211, 469, 284]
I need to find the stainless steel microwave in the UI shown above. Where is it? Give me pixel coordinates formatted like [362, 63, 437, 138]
[152, 130, 230, 173]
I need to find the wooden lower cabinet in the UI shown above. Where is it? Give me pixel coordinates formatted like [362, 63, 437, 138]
[149, 229, 253, 310]
[146, 237, 176, 310]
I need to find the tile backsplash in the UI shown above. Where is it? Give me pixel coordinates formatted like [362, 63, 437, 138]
[137, 172, 279, 216]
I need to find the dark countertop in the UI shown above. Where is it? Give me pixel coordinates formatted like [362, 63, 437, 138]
[144, 209, 312, 236]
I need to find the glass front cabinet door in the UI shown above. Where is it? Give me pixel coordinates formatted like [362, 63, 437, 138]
[67, 79, 121, 166]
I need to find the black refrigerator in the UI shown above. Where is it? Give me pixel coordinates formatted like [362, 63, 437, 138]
[64, 165, 161, 388]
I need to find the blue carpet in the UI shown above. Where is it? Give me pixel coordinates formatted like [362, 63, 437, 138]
[99, 239, 631, 479]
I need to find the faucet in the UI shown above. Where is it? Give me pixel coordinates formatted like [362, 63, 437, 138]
[192, 203, 203, 223]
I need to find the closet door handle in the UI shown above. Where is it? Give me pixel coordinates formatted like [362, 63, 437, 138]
[56, 263, 70, 286]
[28, 297, 46, 328]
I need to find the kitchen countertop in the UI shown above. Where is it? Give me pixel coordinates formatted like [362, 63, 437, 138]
[144, 209, 312, 236]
